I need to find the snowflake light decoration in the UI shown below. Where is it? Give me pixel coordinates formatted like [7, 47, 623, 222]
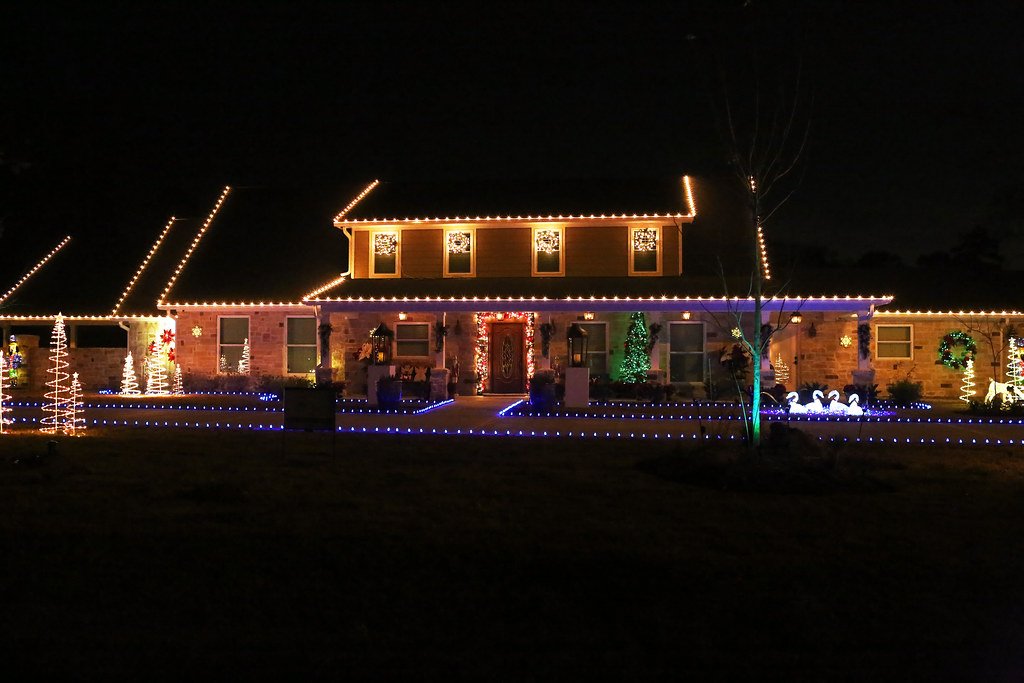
[731, 327, 742, 339]
[632, 228, 658, 252]
[373, 232, 398, 256]
[446, 231, 472, 254]
[191, 325, 203, 338]
[534, 229, 560, 254]
[840, 334, 853, 348]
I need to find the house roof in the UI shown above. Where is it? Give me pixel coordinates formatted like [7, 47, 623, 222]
[336, 176, 697, 224]
[161, 183, 366, 305]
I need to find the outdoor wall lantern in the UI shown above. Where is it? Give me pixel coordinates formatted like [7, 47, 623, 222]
[681, 311, 692, 320]
[583, 311, 595, 321]
[369, 323, 394, 365]
[398, 311, 408, 321]
[790, 312, 803, 325]
[567, 322, 590, 368]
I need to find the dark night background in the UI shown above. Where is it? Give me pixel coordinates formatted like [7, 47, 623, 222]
[2, 1, 1023, 281]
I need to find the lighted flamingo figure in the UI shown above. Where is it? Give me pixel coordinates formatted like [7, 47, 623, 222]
[786, 391, 806, 414]
[804, 389, 824, 413]
[827, 389, 848, 415]
[847, 394, 864, 417]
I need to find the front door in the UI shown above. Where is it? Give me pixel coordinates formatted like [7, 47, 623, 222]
[489, 322, 525, 393]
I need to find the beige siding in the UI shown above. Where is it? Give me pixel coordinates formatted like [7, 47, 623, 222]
[401, 228, 443, 278]
[477, 228, 532, 278]
[662, 224, 680, 275]
[566, 226, 628, 277]
[353, 230, 369, 278]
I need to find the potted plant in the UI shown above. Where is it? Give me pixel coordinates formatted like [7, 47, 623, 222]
[529, 369, 557, 410]
[376, 374, 403, 408]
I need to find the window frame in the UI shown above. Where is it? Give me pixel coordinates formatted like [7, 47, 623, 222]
[576, 321, 610, 376]
[369, 228, 402, 278]
[394, 321, 431, 358]
[668, 321, 706, 383]
[285, 315, 318, 375]
[443, 227, 476, 277]
[876, 323, 914, 360]
[532, 226, 565, 277]
[628, 225, 663, 276]
[217, 315, 250, 374]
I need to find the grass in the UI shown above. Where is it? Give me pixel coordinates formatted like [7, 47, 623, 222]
[1, 428, 1024, 679]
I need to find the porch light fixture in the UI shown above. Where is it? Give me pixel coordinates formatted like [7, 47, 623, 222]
[369, 323, 394, 365]
[567, 323, 589, 368]
[681, 311, 691, 320]
[583, 312, 595, 321]
[790, 312, 803, 324]
[398, 311, 408, 321]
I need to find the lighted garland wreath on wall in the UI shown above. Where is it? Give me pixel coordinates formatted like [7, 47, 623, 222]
[938, 331, 977, 370]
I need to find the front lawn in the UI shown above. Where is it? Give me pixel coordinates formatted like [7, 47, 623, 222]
[1, 430, 1022, 679]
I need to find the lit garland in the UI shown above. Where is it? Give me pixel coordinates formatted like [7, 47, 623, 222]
[373, 232, 398, 256]
[474, 312, 536, 393]
[0, 235, 72, 306]
[632, 228, 658, 252]
[111, 216, 178, 315]
[446, 231, 472, 254]
[774, 354, 790, 384]
[41, 315, 70, 433]
[960, 359, 976, 404]
[534, 229, 560, 254]
[0, 353, 11, 434]
[938, 331, 977, 370]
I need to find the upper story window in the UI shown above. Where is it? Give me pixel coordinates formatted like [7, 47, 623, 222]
[533, 227, 564, 276]
[371, 230, 400, 277]
[876, 324, 913, 359]
[444, 228, 475, 276]
[629, 226, 661, 275]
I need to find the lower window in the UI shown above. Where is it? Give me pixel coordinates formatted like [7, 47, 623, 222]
[287, 317, 317, 373]
[577, 322, 609, 375]
[669, 322, 704, 382]
[395, 322, 430, 357]
[876, 324, 912, 359]
[219, 317, 249, 373]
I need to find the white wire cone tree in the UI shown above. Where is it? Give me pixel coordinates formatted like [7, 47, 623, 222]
[42, 314, 71, 433]
[64, 372, 85, 435]
[121, 352, 141, 395]
[146, 341, 169, 396]
[172, 364, 184, 395]
[237, 338, 251, 375]
[960, 358, 976, 404]
[0, 353, 12, 433]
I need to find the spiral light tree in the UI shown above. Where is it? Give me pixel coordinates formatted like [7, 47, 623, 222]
[121, 353, 141, 395]
[0, 353, 12, 434]
[959, 358, 975, 405]
[238, 338, 251, 375]
[146, 341, 169, 396]
[42, 314, 71, 433]
[172, 365, 184, 395]
[64, 372, 85, 435]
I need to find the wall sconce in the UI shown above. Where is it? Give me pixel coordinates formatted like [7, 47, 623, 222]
[398, 312, 408, 321]
[681, 311, 691, 320]
[790, 312, 803, 324]
[583, 312, 595, 321]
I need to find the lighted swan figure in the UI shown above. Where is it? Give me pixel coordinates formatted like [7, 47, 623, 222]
[847, 394, 864, 417]
[786, 391, 806, 414]
[827, 390, 848, 415]
[804, 389, 824, 413]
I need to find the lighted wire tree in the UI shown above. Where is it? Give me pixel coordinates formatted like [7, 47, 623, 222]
[64, 372, 85, 435]
[0, 353, 12, 434]
[774, 353, 790, 385]
[1007, 338, 1021, 394]
[146, 342, 169, 396]
[121, 352, 141, 395]
[238, 338, 251, 375]
[619, 312, 651, 383]
[172, 365, 184, 395]
[41, 314, 70, 433]
[960, 358, 976, 404]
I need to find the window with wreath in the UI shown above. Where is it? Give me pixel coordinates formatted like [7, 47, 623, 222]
[533, 227, 562, 274]
[630, 226, 660, 274]
[445, 230, 473, 275]
[219, 317, 249, 372]
[876, 324, 912, 359]
[395, 322, 430, 357]
[372, 231, 399, 275]
[286, 317, 317, 373]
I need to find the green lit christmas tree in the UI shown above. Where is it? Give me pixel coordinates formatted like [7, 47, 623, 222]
[619, 312, 651, 383]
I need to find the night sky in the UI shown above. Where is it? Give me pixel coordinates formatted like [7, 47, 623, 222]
[2, 1, 1022, 268]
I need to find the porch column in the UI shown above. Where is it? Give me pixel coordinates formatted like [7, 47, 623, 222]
[852, 308, 876, 385]
[316, 307, 333, 386]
